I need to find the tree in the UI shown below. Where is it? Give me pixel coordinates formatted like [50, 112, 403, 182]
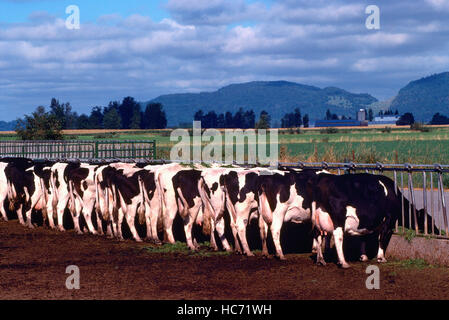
[368, 108, 374, 121]
[142, 103, 167, 129]
[119, 97, 139, 129]
[430, 113, 449, 125]
[396, 112, 415, 126]
[76, 114, 90, 129]
[130, 108, 142, 129]
[293, 108, 302, 127]
[303, 114, 309, 128]
[256, 110, 271, 129]
[243, 110, 255, 129]
[89, 106, 104, 129]
[48, 98, 78, 129]
[233, 108, 245, 128]
[225, 111, 233, 128]
[203, 111, 218, 128]
[15, 106, 63, 140]
[326, 109, 332, 120]
[194, 109, 204, 122]
[103, 107, 122, 129]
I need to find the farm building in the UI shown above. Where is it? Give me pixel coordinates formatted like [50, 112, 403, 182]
[314, 119, 368, 127]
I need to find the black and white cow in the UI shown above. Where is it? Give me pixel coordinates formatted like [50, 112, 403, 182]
[49, 161, 87, 233]
[220, 168, 262, 256]
[309, 173, 429, 268]
[1, 158, 35, 225]
[66, 163, 101, 235]
[198, 167, 236, 252]
[94, 163, 147, 241]
[257, 169, 321, 260]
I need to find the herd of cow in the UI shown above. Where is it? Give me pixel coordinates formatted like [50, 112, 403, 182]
[0, 157, 434, 268]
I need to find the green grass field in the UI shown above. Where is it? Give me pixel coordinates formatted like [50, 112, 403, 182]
[2, 126, 449, 165]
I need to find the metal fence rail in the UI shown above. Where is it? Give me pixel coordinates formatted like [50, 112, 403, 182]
[0, 140, 156, 160]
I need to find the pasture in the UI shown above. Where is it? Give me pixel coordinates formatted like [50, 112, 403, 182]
[2, 125, 449, 164]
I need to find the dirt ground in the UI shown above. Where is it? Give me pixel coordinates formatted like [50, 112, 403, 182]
[1, 217, 449, 301]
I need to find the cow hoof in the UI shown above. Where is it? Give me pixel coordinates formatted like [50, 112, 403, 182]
[360, 255, 369, 262]
[245, 252, 255, 257]
[340, 263, 351, 269]
[377, 257, 387, 263]
[277, 255, 287, 261]
[135, 238, 143, 243]
[316, 259, 327, 266]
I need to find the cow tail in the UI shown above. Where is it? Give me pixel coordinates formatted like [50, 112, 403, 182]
[7, 180, 16, 211]
[94, 173, 101, 218]
[154, 171, 164, 233]
[198, 177, 212, 236]
[110, 183, 119, 224]
[104, 184, 110, 222]
[68, 180, 76, 215]
[50, 171, 58, 216]
[40, 177, 48, 222]
[137, 175, 146, 225]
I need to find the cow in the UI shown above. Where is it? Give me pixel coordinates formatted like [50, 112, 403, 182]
[1, 158, 35, 225]
[309, 173, 431, 268]
[140, 164, 163, 244]
[66, 163, 101, 235]
[220, 168, 262, 256]
[49, 161, 86, 234]
[169, 168, 210, 250]
[257, 169, 321, 260]
[198, 167, 236, 252]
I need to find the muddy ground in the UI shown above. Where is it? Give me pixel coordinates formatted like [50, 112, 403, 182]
[1, 213, 449, 301]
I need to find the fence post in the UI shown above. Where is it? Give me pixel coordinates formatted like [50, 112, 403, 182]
[430, 172, 435, 235]
[423, 171, 428, 235]
[405, 163, 418, 234]
[438, 171, 448, 236]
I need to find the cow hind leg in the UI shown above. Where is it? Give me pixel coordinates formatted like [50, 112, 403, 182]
[270, 214, 285, 260]
[0, 195, 8, 221]
[259, 216, 269, 257]
[126, 210, 142, 242]
[360, 240, 369, 262]
[183, 215, 196, 251]
[333, 227, 350, 268]
[215, 217, 231, 252]
[314, 233, 326, 266]
[209, 218, 218, 251]
[377, 222, 393, 263]
[236, 215, 253, 257]
[82, 206, 98, 235]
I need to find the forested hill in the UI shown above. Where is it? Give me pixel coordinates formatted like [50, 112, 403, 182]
[0, 120, 16, 131]
[390, 72, 449, 121]
[148, 81, 378, 126]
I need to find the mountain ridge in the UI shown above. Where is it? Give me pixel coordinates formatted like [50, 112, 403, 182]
[147, 80, 378, 126]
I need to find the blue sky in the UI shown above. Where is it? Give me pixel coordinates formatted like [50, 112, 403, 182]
[0, 0, 449, 120]
[0, 0, 168, 23]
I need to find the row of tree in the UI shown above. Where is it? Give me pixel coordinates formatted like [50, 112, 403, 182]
[15, 97, 168, 140]
[46, 97, 168, 130]
[193, 108, 274, 129]
[281, 108, 309, 128]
